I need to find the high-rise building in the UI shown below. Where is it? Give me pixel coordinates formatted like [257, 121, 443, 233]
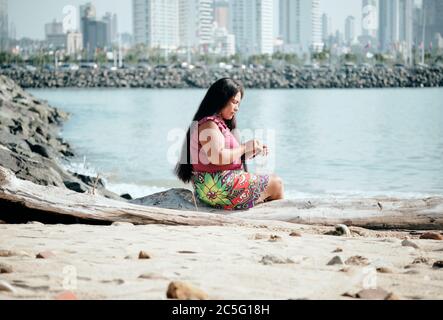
[213, 26, 235, 56]
[378, 0, 413, 53]
[230, 0, 274, 56]
[214, 0, 229, 29]
[345, 16, 356, 45]
[133, 0, 179, 51]
[421, 0, 443, 48]
[321, 13, 332, 42]
[80, 3, 111, 58]
[0, 0, 8, 51]
[66, 32, 83, 55]
[179, 0, 214, 52]
[45, 20, 67, 49]
[362, 0, 378, 38]
[279, 0, 323, 53]
[102, 12, 118, 46]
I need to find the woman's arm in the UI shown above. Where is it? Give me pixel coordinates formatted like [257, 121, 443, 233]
[199, 121, 246, 165]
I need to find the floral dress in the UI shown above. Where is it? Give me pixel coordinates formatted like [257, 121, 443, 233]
[190, 115, 269, 211]
[192, 170, 269, 211]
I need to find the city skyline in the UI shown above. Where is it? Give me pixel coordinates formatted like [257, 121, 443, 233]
[8, 0, 365, 40]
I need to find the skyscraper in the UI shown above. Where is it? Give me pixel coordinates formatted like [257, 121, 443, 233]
[133, 0, 179, 51]
[81, 3, 108, 58]
[230, 0, 274, 56]
[214, 0, 229, 29]
[378, 0, 413, 54]
[345, 16, 356, 45]
[0, 0, 8, 51]
[421, 0, 443, 47]
[362, 0, 378, 39]
[279, 0, 323, 53]
[322, 13, 332, 43]
[179, 0, 214, 52]
[45, 19, 66, 49]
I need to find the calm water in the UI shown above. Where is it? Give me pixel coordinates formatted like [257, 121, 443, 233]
[29, 88, 443, 199]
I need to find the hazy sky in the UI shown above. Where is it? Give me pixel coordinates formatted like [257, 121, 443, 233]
[7, 0, 393, 40]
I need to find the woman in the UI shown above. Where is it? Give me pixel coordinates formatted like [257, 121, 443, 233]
[175, 78, 284, 210]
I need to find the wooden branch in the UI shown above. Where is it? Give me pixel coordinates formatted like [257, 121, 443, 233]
[0, 166, 240, 226]
[1, 165, 443, 230]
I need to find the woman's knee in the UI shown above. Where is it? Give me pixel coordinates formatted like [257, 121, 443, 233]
[268, 175, 284, 197]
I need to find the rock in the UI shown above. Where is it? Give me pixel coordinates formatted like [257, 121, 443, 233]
[138, 273, 167, 280]
[289, 231, 301, 237]
[259, 255, 294, 265]
[420, 232, 443, 240]
[36, 251, 55, 259]
[63, 181, 88, 193]
[345, 255, 370, 266]
[166, 281, 208, 300]
[120, 193, 133, 200]
[327, 256, 344, 266]
[0, 263, 13, 273]
[252, 233, 268, 240]
[55, 291, 77, 300]
[0, 250, 13, 257]
[111, 222, 134, 227]
[0, 280, 16, 293]
[356, 288, 390, 300]
[412, 257, 432, 265]
[332, 248, 343, 253]
[268, 235, 282, 242]
[402, 239, 419, 249]
[138, 251, 151, 260]
[376, 267, 394, 274]
[335, 224, 352, 237]
[432, 261, 443, 269]
[385, 293, 401, 300]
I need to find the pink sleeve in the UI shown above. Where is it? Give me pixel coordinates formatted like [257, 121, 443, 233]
[198, 116, 228, 134]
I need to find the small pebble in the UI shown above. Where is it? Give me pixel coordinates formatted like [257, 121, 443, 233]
[268, 235, 282, 242]
[335, 224, 352, 237]
[138, 251, 151, 259]
[36, 251, 55, 259]
[356, 288, 390, 300]
[345, 255, 370, 266]
[0, 263, 13, 273]
[376, 267, 394, 274]
[332, 248, 343, 253]
[55, 291, 77, 300]
[327, 256, 344, 266]
[412, 257, 432, 265]
[419, 232, 443, 241]
[259, 255, 294, 265]
[402, 239, 419, 249]
[289, 231, 301, 237]
[432, 261, 443, 269]
[166, 281, 208, 300]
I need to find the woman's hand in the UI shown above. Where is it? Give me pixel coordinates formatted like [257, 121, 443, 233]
[243, 140, 268, 159]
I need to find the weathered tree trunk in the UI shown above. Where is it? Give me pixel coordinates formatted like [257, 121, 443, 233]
[0, 166, 239, 226]
[1, 166, 443, 230]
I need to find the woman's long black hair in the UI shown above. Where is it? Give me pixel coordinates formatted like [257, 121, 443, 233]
[175, 78, 246, 184]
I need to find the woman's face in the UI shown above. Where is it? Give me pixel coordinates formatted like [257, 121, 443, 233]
[220, 92, 242, 121]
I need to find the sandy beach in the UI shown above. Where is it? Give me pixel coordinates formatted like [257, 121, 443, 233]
[1, 221, 443, 300]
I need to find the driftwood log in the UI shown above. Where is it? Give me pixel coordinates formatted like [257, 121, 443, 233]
[1, 166, 443, 230]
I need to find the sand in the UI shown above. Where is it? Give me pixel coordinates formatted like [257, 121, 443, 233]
[1, 222, 443, 300]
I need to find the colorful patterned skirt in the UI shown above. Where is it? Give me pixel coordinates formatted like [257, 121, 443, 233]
[191, 170, 270, 211]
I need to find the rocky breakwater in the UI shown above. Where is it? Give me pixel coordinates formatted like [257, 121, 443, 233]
[0, 75, 121, 201]
[1, 64, 443, 89]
